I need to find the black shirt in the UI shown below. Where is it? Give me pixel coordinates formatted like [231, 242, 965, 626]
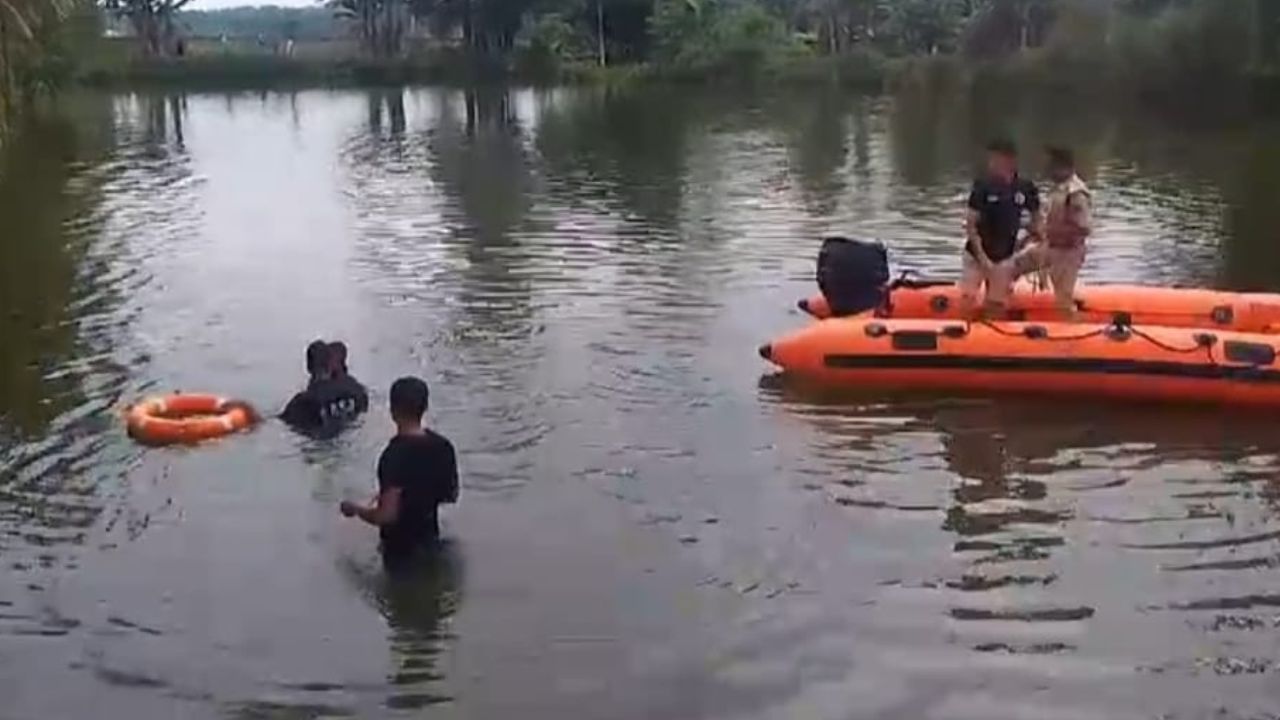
[377, 431, 459, 558]
[280, 375, 369, 433]
[967, 175, 1040, 262]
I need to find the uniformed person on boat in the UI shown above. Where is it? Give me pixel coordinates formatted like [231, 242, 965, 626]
[961, 139, 1044, 318]
[1009, 146, 1094, 319]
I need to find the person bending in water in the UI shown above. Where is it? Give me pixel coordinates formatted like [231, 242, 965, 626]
[961, 139, 1043, 318]
[341, 376, 459, 570]
[323, 341, 369, 420]
[280, 340, 332, 430]
[280, 339, 368, 434]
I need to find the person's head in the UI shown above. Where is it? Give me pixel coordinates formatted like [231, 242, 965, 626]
[1046, 146, 1076, 183]
[305, 340, 331, 379]
[327, 341, 349, 377]
[985, 138, 1018, 182]
[389, 376, 430, 426]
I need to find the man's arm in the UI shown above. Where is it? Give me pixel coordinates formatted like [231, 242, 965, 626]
[1067, 191, 1092, 243]
[964, 209, 993, 269]
[1025, 206, 1046, 246]
[280, 392, 317, 427]
[343, 487, 402, 527]
[442, 443, 459, 504]
[1024, 183, 1045, 245]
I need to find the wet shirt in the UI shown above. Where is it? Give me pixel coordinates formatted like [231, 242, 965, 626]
[967, 176, 1040, 262]
[280, 376, 369, 433]
[314, 375, 369, 425]
[377, 431, 459, 559]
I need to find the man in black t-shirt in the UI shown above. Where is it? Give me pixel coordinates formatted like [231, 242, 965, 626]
[960, 139, 1043, 317]
[340, 376, 459, 569]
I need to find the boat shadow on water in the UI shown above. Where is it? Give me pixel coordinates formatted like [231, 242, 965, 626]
[759, 370, 1280, 464]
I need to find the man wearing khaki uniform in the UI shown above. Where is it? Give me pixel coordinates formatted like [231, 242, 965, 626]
[1012, 147, 1093, 318]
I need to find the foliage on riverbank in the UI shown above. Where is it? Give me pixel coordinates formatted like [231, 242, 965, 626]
[80, 0, 1279, 102]
[7, 0, 1280, 120]
[0, 0, 102, 137]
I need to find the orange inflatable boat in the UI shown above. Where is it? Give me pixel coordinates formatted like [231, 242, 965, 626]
[799, 282, 1280, 334]
[760, 317, 1280, 406]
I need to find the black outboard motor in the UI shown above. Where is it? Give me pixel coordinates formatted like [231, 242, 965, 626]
[817, 236, 890, 317]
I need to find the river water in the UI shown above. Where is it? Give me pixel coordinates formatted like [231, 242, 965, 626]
[3, 85, 1280, 719]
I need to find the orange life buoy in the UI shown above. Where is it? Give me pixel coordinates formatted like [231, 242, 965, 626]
[126, 394, 257, 446]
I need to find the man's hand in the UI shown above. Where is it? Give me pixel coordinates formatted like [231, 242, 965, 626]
[339, 500, 359, 518]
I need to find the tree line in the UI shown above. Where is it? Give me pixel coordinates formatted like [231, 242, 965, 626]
[86, 0, 1280, 71]
[2, 0, 1279, 139]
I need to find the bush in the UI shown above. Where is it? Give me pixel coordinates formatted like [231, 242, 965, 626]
[516, 11, 581, 75]
[1111, 0, 1253, 94]
[649, 0, 802, 79]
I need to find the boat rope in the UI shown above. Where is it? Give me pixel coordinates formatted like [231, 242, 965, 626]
[976, 320, 1105, 343]
[1128, 327, 1212, 356]
[973, 320, 1219, 362]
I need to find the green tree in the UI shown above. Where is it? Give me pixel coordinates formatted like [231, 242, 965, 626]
[803, 0, 884, 54]
[0, 0, 76, 136]
[102, 0, 193, 57]
[329, 0, 411, 59]
[886, 0, 963, 55]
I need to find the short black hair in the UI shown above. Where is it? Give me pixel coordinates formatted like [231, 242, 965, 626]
[306, 340, 329, 375]
[1046, 146, 1075, 168]
[389, 376, 430, 420]
[327, 341, 349, 372]
[987, 138, 1018, 157]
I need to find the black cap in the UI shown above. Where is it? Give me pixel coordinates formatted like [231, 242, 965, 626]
[305, 340, 329, 375]
[327, 341, 348, 362]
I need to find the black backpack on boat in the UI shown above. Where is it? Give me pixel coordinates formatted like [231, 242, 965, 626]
[817, 237, 890, 317]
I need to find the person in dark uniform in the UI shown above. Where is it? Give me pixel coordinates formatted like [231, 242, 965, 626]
[960, 139, 1044, 317]
[280, 339, 367, 435]
[280, 340, 331, 430]
[323, 341, 369, 421]
[340, 376, 459, 571]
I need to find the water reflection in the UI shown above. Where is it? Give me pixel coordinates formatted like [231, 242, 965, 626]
[366, 88, 406, 136]
[0, 117, 94, 439]
[537, 86, 692, 229]
[767, 379, 1280, 665]
[5, 85, 1280, 719]
[341, 543, 464, 711]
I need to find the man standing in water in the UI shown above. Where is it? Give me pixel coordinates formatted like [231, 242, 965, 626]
[961, 139, 1043, 318]
[341, 377, 459, 570]
[1011, 147, 1093, 319]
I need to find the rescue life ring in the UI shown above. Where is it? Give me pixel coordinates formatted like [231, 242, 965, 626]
[126, 394, 257, 446]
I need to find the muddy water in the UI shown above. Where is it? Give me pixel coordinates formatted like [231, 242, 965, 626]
[2, 86, 1280, 719]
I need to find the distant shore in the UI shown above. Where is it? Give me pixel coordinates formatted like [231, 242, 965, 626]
[78, 47, 1280, 123]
